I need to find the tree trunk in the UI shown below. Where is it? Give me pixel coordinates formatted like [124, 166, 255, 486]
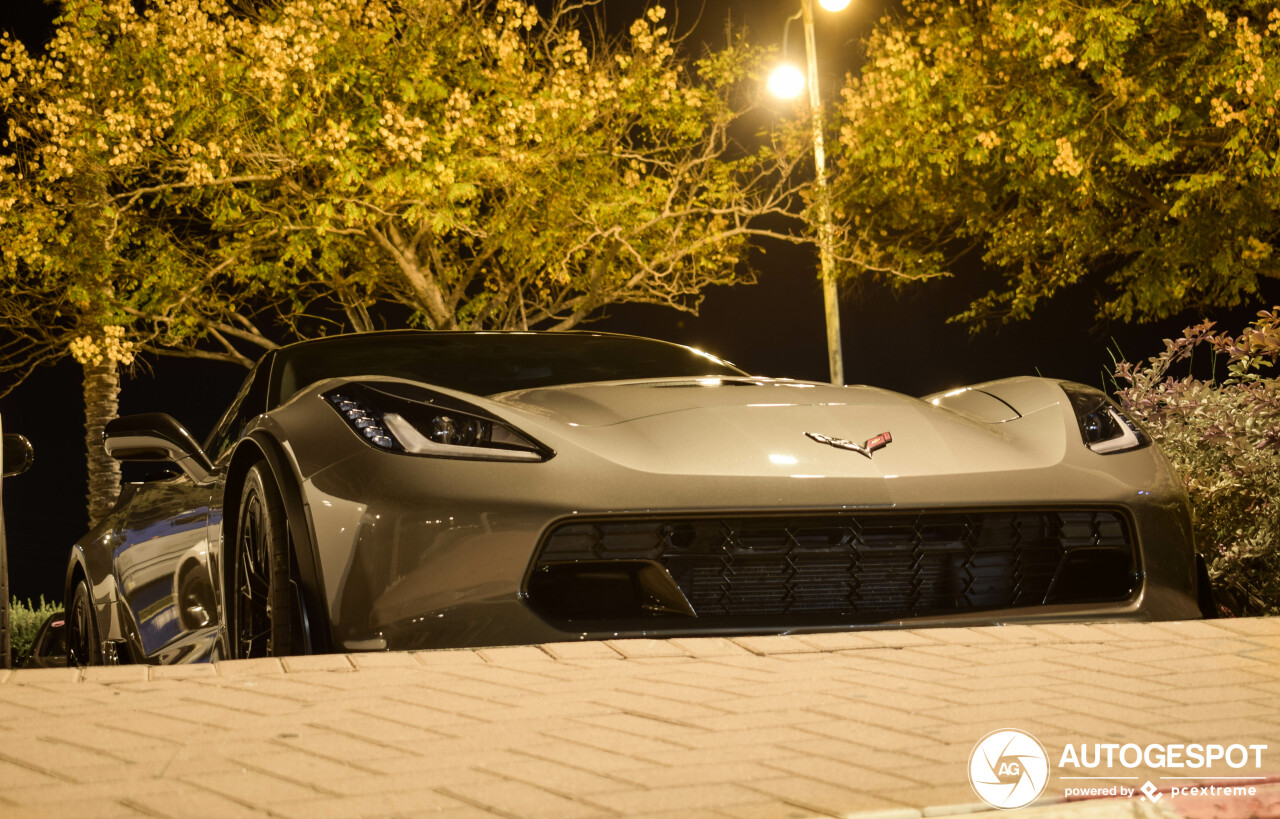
[83, 360, 122, 527]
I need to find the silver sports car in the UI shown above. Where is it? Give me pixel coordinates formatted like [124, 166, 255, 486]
[64, 331, 1203, 665]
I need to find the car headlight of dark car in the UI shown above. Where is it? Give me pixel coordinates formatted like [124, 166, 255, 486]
[1060, 382, 1149, 455]
[324, 383, 551, 462]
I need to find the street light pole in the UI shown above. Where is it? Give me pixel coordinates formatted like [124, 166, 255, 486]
[799, 0, 844, 386]
[771, 1, 846, 384]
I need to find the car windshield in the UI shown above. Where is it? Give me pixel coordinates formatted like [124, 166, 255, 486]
[270, 332, 747, 406]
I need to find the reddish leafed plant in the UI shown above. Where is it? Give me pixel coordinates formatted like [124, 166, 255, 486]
[1113, 309, 1280, 615]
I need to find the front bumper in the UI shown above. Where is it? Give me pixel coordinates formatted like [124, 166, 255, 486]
[297, 441, 1199, 652]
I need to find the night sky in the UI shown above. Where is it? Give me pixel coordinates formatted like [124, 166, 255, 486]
[2, 0, 1277, 604]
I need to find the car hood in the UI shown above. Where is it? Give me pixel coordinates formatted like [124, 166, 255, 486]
[489, 378, 1071, 478]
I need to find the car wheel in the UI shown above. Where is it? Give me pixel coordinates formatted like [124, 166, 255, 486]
[66, 579, 101, 667]
[233, 462, 306, 657]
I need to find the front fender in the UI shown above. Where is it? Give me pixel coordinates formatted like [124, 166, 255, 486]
[65, 505, 129, 658]
[220, 426, 333, 653]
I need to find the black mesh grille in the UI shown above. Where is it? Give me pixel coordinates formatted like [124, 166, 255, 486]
[528, 509, 1137, 622]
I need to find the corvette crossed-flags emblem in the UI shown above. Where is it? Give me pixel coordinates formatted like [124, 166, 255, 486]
[804, 430, 893, 459]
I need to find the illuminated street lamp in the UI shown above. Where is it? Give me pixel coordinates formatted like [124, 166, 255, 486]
[768, 0, 847, 385]
[767, 63, 805, 100]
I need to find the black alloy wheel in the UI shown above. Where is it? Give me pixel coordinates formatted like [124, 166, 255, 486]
[66, 579, 101, 667]
[233, 463, 307, 657]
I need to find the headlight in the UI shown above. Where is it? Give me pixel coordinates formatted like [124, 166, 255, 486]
[1059, 383, 1149, 455]
[323, 383, 552, 462]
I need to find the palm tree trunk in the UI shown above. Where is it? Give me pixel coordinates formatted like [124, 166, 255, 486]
[83, 360, 122, 527]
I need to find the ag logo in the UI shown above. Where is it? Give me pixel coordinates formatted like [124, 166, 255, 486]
[968, 728, 1050, 810]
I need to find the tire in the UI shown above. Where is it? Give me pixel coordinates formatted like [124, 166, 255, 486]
[1195, 554, 1222, 619]
[232, 463, 308, 657]
[66, 579, 101, 667]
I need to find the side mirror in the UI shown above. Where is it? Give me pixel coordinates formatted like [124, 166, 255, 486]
[104, 413, 212, 483]
[2, 433, 33, 478]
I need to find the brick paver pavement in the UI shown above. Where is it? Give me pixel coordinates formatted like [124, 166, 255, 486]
[0, 618, 1277, 818]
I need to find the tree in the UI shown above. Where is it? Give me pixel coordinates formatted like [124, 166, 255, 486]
[196, 0, 804, 333]
[830, 0, 1280, 327]
[0, 0, 280, 523]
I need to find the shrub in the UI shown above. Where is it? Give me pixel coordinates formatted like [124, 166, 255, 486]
[1113, 309, 1280, 615]
[8, 596, 61, 665]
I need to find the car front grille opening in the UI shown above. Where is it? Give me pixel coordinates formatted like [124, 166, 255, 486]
[526, 560, 697, 619]
[526, 509, 1138, 626]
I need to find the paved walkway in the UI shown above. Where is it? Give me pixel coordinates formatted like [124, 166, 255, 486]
[0, 619, 1278, 819]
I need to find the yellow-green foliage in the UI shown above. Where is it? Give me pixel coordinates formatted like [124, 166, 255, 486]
[833, 0, 1280, 329]
[1, 0, 799, 346]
